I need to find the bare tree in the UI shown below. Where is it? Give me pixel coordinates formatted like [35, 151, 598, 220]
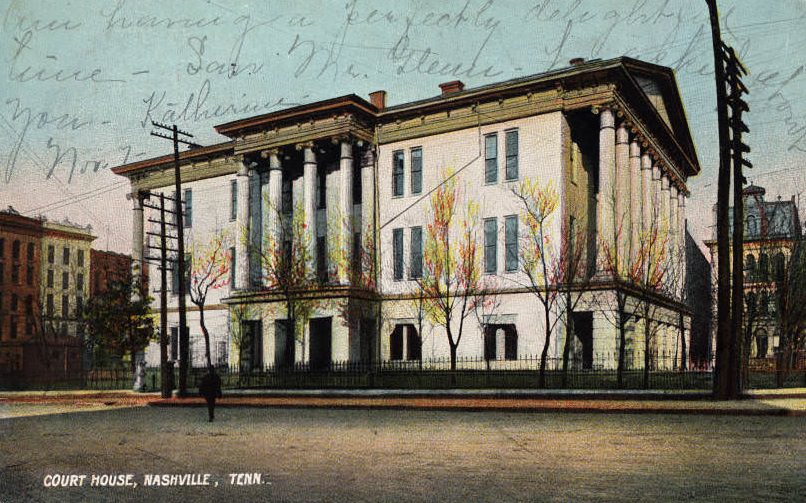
[187, 230, 232, 369]
[415, 173, 495, 370]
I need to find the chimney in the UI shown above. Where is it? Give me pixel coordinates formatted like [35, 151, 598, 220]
[369, 90, 386, 110]
[439, 80, 465, 96]
[569, 57, 586, 66]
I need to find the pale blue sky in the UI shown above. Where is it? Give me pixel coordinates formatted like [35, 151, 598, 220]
[1, 0, 804, 253]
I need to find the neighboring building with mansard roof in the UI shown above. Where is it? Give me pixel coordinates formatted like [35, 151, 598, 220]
[113, 56, 701, 373]
[705, 185, 803, 359]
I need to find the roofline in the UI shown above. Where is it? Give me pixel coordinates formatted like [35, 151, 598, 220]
[214, 94, 378, 137]
[112, 57, 701, 180]
[111, 141, 235, 176]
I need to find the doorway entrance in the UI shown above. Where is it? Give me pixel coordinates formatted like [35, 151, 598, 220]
[309, 317, 332, 370]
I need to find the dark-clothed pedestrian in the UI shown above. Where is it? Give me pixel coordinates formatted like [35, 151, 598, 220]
[198, 368, 223, 422]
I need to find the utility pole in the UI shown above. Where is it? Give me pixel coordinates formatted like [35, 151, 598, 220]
[150, 122, 200, 397]
[707, 0, 751, 399]
[725, 45, 752, 392]
[143, 192, 181, 398]
[706, 0, 734, 399]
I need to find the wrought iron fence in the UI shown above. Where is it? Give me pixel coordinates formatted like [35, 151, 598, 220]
[1, 352, 802, 391]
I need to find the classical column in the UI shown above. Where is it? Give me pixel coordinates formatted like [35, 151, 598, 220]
[615, 122, 630, 268]
[339, 138, 354, 284]
[596, 108, 616, 266]
[677, 191, 686, 248]
[265, 150, 283, 244]
[660, 175, 671, 279]
[629, 138, 641, 264]
[641, 152, 653, 239]
[236, 160, 251, 290]
[250, 168, 263, 286]
[130, 190, 145, 300]
[640, 153, 653, 280]
[677, 189, 687, 298]
[652, 163, 663, 221]
[670, 185, 679, 258]
[360, 147, 375, 231]
[301, 143, 317, 273]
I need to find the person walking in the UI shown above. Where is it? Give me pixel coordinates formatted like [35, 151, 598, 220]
[198, 367, 223, 422]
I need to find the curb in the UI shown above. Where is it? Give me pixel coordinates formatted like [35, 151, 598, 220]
[146, 397, 805, 417]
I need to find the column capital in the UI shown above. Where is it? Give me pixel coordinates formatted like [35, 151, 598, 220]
[260, 147, 281, 158]
[339, 139, 353, 159]
[616, 123, 629, 144]
[127, 189, 149, 208]
[596, 106, 615, 128]
[629, 138, 641, 158]
[661, 176, 671, 191]
[295, 141, 316, 151]
[261, 148, 283, 170]
[331, 133, 354, 145]
[641, 152, 652, 170]
[652, 164, 662, 181]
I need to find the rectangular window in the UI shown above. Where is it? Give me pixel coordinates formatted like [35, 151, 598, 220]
[170, 327, 178, 361]
[406, 326, 422, 361]
[62, 247, 70, 265]
[410, 226, 422, 279]
[505, 130, 519, 180]
[172, 259, 180, 292]
[316, 236, 327, 283]
[410, 147, 422, 195]
[10, 317, 17, 339]
[485, 134, 498, 184]
[27, 242, 35, 262]
[77, 249, 84, 267]
[48, 245, 54, 264]
[230, 247, 236, 286]
[184, 253, 191, 291]
[317, 168, 326, 209]
[12, 240, 20, 260]
[76, 296, 83, 317]
[47, 269, 54, 288]
[0, 238, 4, 257]
[393, 150, 404, 197]
[230, 180, 238, 221]
[62, 271, 69, 290]
[390, 325, 404, 361]
[0, 263, 4, 284]
[61, 295, 69, 317]
[47, 294, 54, 316]
[11, 294, 18, 312]
[505, 215, 518, 272]
[26, 265, 33, 286]
[352, 231, 362, 280]
[353, 162, 362, 204]
[484, 218, 498, 273]
[281, 179, 292, 213]
[11, 265, 19, 284]
[393, 228, 404, 280]
[184, 188, 193, 227]
[77, 273, 84, 291]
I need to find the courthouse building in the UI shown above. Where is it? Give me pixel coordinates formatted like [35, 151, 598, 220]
[113, 57, 700, 371]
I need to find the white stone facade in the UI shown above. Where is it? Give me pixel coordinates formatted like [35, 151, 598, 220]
[117, 57, 700, 372]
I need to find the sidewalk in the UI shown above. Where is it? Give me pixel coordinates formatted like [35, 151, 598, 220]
[147, 388, 806, 416]
[3, 388, 804, 415]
